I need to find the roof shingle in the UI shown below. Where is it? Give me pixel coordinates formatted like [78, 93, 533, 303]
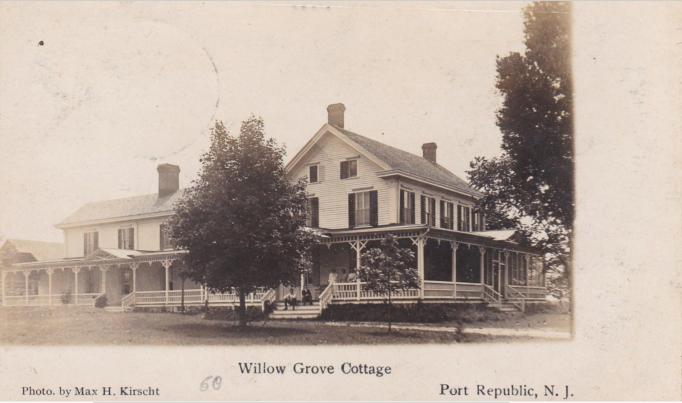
[337, 128, 480, 197]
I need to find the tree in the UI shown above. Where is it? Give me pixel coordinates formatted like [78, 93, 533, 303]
[358, 235, 419, 332]
[169, 117, 313, 327]
[467, 2, 573, 295]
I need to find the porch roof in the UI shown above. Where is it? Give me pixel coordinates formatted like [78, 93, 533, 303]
[3, 249, 187, 272]
[319, 225, 541, 254]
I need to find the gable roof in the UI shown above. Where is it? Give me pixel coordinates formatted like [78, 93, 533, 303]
[286, 123, 481, 198]
[337, 128, 481, 198]
[57, 190, 184, 228]
[0, 239, 64, 261]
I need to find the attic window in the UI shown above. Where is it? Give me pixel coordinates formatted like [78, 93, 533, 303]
[340, 160, 357, 179]
[309, 164, 319, 183]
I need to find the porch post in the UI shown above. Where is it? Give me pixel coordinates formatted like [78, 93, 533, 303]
[162, 259, 172, 304]
[478, 246, 486, 287]
[417, 237, 425, 297]
[47, 269, 54, 306]
[451, 242, 458, 298]
[525, 255, 531, 287]
[502, 251, 508, 297]
[355, 240, 363, 301]
[131, 263, 138, 293]
[300, 272, 305, 299]
[100, 266, 108, 294]
[73, 267, 80, 305]
[24, 270, 29, 305]
[1, 271, 5, 306]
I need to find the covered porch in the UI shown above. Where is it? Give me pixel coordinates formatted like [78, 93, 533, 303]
[0, 248, 277, 311]
[305, 225, 547, 308]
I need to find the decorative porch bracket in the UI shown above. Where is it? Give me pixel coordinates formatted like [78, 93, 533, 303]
[409, 236, 426, 298]
[349, 239, 368, 300]
[161, 259, 173, 304]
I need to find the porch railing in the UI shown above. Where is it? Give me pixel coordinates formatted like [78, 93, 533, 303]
[482, 284, 502, 304]
[129, 288, 272, 308]
[332, 282, 420, 301]
[121, 292, 135, 312]
[506, 285, 547, 300]
[1, 293, 101, 307]
[455, 282, 483, 299]
[504, 286, 526, 312]
[423, 280, 454, 298]
[318, 283, 334, 310]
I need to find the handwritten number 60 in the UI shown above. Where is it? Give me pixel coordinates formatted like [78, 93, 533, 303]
[200, 376, 222, 391]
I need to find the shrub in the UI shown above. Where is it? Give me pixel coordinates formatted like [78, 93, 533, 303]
[94, 294, 108, 308]
[320, 302, 513, 324]
[61, 290, 72, 305]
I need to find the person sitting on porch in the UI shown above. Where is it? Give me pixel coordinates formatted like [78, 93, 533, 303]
[284, 288, 297, 310]
[347, 270, 357, 282]
[301, 288, 313, 305]
[339, 269, 348, 282]
[328, 269, 338, 284]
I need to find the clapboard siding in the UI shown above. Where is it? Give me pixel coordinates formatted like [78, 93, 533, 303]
[63, 217, 169, 258]
[289, 132, 398, 229]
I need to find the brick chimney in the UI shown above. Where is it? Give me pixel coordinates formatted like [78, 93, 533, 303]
[157, 164, 180, 198]
[422, 142, 437, 164]
[327, 103, 345, 128]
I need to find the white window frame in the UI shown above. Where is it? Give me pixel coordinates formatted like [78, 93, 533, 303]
[354, 191, 371, 226]
[340, 159, 358, 180]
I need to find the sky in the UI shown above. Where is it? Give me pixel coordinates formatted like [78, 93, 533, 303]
[0, 2, 526, 242]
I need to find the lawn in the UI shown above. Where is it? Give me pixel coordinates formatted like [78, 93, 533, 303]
[0, 307, 568, 345]
[0, 307, 457, 345]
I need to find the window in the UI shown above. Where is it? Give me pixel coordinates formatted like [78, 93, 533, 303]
[307, 197, 319, 228]
[309, 165, 319, 183]
[420, 195, 436, 226]
[472, 210, 485, 231]
[83, 231, 98, 255]
[340, 159, 358, 179]
[160, 223, 174, 250]
[400, 189, 415, 224]
[440, 200, 454, 229]
[348, 190, 377, 227]
[457, 205, 471, 231]
[118, 228, 135, 250]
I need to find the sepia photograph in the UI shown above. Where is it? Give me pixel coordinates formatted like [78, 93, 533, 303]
[0, 1, 679, 401]
[0, 2, 572, 346]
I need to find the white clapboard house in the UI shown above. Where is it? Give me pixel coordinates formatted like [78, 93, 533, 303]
[0, 104, 547, 315]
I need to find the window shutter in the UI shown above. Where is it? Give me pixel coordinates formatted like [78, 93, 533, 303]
[94, 232, 98, 249]
[160, 225, 164, 249]
[420, 195, 426, 224]
[399, 190, 405, 223]
[311, 197, 319, 228]
[440, 200, 445, 227]
[118, 229, 123, 249]
[430, 198, 436, 226]
[83, 234, 88, 256]
[369, 190, 378, 227]
[457, 205, 462, 231]
[348, 193, 355, 228]
[340, 161, 348, 179]
[129, 228, 135, 250]
[409, 193, 415, 224]
[448, 203, 454, 229]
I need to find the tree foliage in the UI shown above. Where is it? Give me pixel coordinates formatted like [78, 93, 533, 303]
[169, 117, 315, 326]
[358, 235, 419, 332]
[467, 2, 573, 293]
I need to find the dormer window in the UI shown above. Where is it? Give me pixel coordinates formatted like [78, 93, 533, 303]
[309, 164, 319, 183]
[340, 159, 358, 179]
[118, 228, 135, 250]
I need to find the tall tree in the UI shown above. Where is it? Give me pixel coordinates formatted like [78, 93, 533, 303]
[169, 117, 313, 327]
[468, 2, 573, 293]
[358, 235, 419, 332]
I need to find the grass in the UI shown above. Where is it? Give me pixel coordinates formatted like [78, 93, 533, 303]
[0, 307, 570, 345]
[0, 307, 469, 345]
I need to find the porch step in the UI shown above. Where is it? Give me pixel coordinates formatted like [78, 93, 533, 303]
[268, 302, 321, 320]
[104, 306, 124, 313]
[487, 303, 520, 313]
